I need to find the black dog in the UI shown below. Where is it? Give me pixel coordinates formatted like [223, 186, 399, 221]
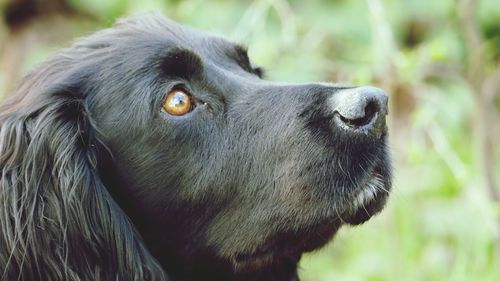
[0, 14, 391, 281]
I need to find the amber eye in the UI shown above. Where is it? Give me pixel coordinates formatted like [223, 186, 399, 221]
[163, 89, 193, 116]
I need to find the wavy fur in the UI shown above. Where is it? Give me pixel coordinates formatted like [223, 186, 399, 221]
[0, 39, 166, 281]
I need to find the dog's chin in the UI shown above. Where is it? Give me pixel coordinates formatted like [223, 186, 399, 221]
[231, 218, 342, 273]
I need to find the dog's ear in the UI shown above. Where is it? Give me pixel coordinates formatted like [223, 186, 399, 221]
[0, 60, 166, 280]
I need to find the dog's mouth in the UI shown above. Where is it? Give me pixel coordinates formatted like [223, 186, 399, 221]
[233, 182, 388, 265]
[232, 165, 391, 269]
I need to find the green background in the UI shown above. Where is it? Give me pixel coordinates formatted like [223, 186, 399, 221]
[0, 0, 499, 280]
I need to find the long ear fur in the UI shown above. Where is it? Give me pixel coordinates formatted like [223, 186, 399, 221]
[0, 58, 166, 280]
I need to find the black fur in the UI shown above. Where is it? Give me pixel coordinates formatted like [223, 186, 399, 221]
[0, 14, 391, 281]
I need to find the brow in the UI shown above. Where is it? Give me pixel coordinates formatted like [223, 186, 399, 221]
[160, 48, 203, 80]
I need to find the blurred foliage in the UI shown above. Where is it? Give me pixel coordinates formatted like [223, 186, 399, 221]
[1, 0, 499, 280]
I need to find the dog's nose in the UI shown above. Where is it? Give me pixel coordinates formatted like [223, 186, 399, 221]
[329, 86, 388, 137]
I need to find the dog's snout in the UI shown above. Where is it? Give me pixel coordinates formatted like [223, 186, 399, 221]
[329, 86, 388, 137]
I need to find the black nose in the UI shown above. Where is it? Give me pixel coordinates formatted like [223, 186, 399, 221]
[329, 86, 388, 137]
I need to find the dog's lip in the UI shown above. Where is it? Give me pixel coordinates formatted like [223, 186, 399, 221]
[341, 169, 390, 225]
[353, 170, 386, 207]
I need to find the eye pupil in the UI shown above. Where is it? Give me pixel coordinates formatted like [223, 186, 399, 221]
[170, 93, 187, 106]
[163, 89, 192, 116]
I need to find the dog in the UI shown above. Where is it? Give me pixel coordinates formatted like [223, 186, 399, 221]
[0, 14, 392, 281]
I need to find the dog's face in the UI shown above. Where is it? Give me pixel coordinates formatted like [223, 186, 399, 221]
[0, 15, 391, 281]
[82, 16, 391, 275]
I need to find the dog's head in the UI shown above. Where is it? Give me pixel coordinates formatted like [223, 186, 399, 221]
[0, 15, 391, 280]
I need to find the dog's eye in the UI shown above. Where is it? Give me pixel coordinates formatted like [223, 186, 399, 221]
[163, 89, 193, 116]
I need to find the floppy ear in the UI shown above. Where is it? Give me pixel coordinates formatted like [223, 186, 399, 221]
[0, 65, 166, 280]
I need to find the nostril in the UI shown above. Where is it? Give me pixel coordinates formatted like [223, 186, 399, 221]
[338, 100, 378, 128]
[329, 86, 388, 136]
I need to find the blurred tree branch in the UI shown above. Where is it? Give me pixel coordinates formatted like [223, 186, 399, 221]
[366, 0, 419, 138]
[457, 0, 499, 202]
[457, 0, 500, 257]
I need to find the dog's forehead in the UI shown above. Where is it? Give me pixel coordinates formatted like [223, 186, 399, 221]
[122, 15, 241, 60]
